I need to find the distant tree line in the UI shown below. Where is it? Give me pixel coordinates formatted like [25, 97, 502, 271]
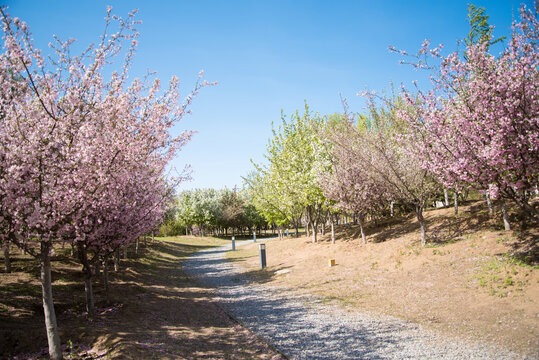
[160, 187, 270, 237]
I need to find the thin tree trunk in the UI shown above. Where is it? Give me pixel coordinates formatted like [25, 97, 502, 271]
[358, 215, 366, 244]
[103, 255, 109, 302]
[312, 222, 317, 243]
[40, 242, 63, 360]
[83, 272, 94, 316]
[94, 259, 101, 277]
[444, 188, 449, 207]
[77, 244, 95, 317]
[123, 246, 127, 259]
[144, 235, 147, 247]
[390, 201, 395, 217]
[135, 237, 139, 255]
[461, 188, 469, 202]
[501, 199, 511, 231]
[486, 193, 494, 216]
[416, 205, 427, 246]
[4, 244, 11, 273]
[114, 248, 120, 272]
[331, 218, 335, 244]
[454, 189, 459, 215]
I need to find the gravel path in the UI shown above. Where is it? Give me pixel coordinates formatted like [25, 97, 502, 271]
[183, 240, 528, 360]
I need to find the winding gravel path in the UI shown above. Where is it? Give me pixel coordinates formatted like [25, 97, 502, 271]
[183, 240, 528, 360]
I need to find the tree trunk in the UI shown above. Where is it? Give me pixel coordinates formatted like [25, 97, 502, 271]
[94, 259, 101, 277]
[123, 246, 127, 259]
[501, 199, 511, 231]
[144, 235, 147, 247]
[152, 232, 154, 242]
[461, 188, 469, 202]
[70, 244, 75, 257]
[311, 222, 317, 243]
[40, 242, 63, 360]
[331, 219, 335, 244]
[103, 255, 109, 302]
[416, 205, 427, 246]
[390, 201, 395, 217]
[444, 188, 449, 207]
[305, 221, 310, 238]
[135, 237, 139, 255]
[454, 188, 459, 215]
[77, 244, 95, 317]
[321, 222, 325, 235]
[114, 248, 120, 272]
[357, 216, 366, 244]
[486, 193, 494, 216]
[83, 272, 94, 317]
[4, 244, 11, 273]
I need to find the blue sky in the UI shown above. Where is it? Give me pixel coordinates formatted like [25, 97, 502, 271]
[3, 0, 531, 190]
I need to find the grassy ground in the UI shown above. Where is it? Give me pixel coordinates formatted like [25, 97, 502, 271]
[0, 236, 284, 359]
[226, 200, 538, 358]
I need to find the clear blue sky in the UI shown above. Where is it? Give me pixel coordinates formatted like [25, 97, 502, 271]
[3, 0, 531, 190]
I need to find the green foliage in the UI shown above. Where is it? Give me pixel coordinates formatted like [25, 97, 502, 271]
[465, 4, 505, 52]
[159, 220, 185, 237]
[247, 102, 332, 236]
[171, 187, 267, 235]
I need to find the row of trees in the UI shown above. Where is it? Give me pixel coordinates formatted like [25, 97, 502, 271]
[246, 4, 537, 246]
[161, 187, 268, 237]
[0, 8, 209, 359]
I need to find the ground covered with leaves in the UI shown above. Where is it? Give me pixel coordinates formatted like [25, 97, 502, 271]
[227, 200, 538, 358]
[0, 237, 285, 359]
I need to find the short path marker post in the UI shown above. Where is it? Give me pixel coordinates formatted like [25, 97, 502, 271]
[253, 233, 256, 242]
[328, 259, 336, 267]
[231, 236, 235, 251]
[259, 243, 266, 269]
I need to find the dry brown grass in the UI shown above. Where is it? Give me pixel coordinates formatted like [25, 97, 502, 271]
[227, 200, 539, 358]
[0, 236, 285, 359]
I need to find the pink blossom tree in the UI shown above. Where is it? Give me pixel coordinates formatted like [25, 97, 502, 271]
[322, 97, 441, 246]
[397, 6, 538, 228]
[0, 7, 210, 359]
[318, 115, 391, 244]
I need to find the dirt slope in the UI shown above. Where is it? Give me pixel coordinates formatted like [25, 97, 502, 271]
[228, 200, 539, 358]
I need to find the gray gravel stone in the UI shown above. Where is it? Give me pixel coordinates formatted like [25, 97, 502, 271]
[183, 240, 530, 360]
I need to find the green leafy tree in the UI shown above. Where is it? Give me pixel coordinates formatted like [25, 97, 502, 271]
[465, 4, 505, 54]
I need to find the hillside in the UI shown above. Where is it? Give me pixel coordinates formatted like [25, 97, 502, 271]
[227, 200, 539, 357]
